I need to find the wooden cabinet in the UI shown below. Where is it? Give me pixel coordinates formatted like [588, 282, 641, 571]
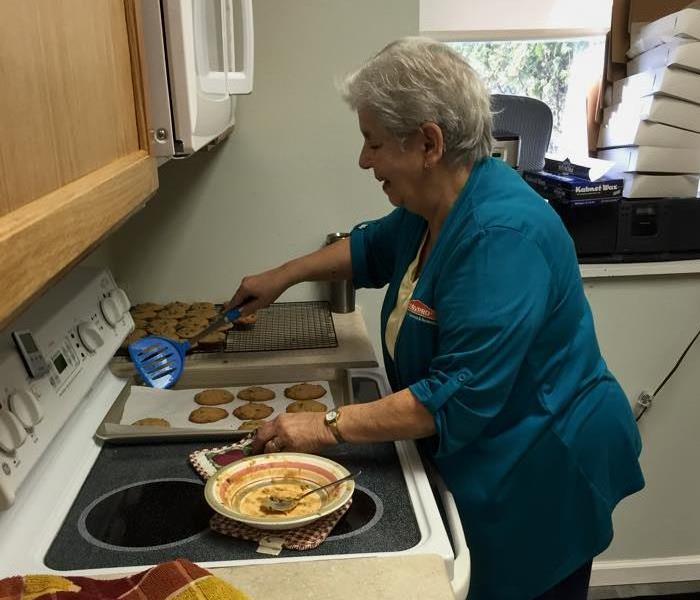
[0, 0, 158, 329]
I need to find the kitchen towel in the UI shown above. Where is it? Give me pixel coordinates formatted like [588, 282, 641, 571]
[189, 442, 351, 552]
[0, 559, 248, 600]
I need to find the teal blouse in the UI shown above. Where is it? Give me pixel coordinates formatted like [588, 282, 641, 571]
[350, 158, 644, 600]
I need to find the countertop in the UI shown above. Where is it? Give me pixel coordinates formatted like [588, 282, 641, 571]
[211, 554, 456, 599]
[580, 259, 700, 279]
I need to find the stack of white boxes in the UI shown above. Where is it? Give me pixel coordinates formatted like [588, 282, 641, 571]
[597, 5, 700, 198]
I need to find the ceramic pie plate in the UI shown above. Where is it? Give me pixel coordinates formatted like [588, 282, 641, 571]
[204, 452, 354, 530]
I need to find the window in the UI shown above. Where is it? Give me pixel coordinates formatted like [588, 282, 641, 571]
[450, 38, 605, 156]
[420, 0, 611, 157]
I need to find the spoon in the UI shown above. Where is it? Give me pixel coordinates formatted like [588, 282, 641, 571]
[262, 470, 361, 513]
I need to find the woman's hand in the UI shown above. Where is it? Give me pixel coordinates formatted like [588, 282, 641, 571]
[229, 266, 292, 315]
[251, 413, 337, 455]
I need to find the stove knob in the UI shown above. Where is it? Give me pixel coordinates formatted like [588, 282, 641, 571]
[100, 297, 121, 327]
[111, 288, 131, 314]
[8, 389, 43, 429]
[77, 322, 104, 353]
[0, 409, 27, 453]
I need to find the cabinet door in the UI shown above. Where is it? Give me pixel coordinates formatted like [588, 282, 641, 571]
[0, 0, 158, 329]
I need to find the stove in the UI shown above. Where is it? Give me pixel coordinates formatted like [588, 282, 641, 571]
[0, 267, 469, 599]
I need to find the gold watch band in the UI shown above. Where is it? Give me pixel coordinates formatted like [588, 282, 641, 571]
[326, 408, 345, 443]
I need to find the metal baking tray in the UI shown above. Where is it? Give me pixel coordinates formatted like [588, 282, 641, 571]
[96, 364, 353, 444]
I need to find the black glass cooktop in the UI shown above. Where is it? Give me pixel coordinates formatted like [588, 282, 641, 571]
[44, 378, 422, 570]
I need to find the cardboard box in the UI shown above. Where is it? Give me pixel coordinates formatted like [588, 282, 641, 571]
[611, 0, 632, 64]
[599, 146, 700, 174]
[598, 119, 700, 149]
[592, 2, 697, 154]
[523, 170, 623, 201]
[619, 173, 700, 197]
[628, 0, 698, 29]
[627, 40, 700, 74]
[629, 6, 700, 57]
[603, 96, 700, 133]
[611, 67, 700, 104]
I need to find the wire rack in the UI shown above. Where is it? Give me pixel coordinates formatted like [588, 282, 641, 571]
[223, 301, 338, 353]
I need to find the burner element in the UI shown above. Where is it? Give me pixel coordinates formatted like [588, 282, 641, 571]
[79, 479, 210, 549]
[328, 488, 382, 539]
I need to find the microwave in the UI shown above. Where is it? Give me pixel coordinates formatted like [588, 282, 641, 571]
[139, 0, 254, 158]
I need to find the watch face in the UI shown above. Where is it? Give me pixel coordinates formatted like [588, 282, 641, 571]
[325, 409, 337, 422]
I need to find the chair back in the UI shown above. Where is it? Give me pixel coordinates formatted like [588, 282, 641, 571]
[491, 94, 553, 172]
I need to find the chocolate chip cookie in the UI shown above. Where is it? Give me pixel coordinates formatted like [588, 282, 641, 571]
[237, 420, 265, 431]
[189, 407, 229, 424]
[237, 386, 276, 402]
[131, 417, 171, 427]
[284, 383, 327, 401]
[286, 399, 327, 413]
[194, 389, 235, 406]
[233, 403, 274, 420]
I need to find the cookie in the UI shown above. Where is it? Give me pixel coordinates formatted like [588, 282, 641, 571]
[178, 317, 210, 330]
[190, 302, 216, 312]
[177, 325, 205, 339]
[164, 301, 190, 311]
[148, 323, 180, 337]
[237, 386, 276, 402]
[187, 307, 219, 320]
[189, 407, 228, 424]
[131, 417, 170, 427]
[132, 303, 163, 312]
[284, 383, 327, 401]
[148, 318, 180, 330]
[120, 328, 148, 349]
[130, 309, 159, 320]
[286, 399, 327, 413]
[194, 389, 235, 406]
[158, 307, 188, 319]
[233, 403, 274, 420]
[237, 420, 265, 431]
[198, 331, 226, 345]
[132, 318, 150, 329]
[232, 312, 257, 329]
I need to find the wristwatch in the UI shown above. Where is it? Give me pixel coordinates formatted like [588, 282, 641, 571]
[324, 408, 345, 444]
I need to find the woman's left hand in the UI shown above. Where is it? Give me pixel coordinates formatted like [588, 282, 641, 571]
[251, 412, 337, 454]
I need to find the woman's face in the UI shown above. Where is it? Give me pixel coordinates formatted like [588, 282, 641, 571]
[357, 109, 426, 210]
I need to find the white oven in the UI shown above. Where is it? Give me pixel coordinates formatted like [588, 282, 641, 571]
[0, 267, 469, 599]
[139, 0, 254, 158]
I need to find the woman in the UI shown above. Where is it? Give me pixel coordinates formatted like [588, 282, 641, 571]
[229, 37, 644, 600]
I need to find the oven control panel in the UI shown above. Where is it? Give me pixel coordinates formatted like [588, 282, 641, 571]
[0, 267, 133, 510]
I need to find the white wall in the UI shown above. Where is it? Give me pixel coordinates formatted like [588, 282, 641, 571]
[90, 0, 418, 357]
[585, 274, 700, 579]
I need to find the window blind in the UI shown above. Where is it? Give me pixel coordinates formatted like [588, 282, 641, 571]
[420, 0, 613, 41]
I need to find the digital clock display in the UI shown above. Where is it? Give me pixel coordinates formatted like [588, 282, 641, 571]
[53, 353, 68, 374]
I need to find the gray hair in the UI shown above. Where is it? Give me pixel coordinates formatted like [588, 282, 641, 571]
[340, 37, 493, 166]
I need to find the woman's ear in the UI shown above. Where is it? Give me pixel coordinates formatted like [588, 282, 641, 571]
[420, 122, 444, 169]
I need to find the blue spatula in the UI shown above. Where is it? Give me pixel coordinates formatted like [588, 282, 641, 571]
[128, 306, 242, 389]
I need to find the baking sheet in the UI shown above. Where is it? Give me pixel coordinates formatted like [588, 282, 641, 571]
[117, 381, 335, 432]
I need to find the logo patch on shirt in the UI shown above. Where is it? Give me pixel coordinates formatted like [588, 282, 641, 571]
[407, 300, 437, 325]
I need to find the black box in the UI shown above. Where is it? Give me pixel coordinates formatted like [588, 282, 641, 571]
[617, 198, 700, 255]
[549, 197, 619, 256]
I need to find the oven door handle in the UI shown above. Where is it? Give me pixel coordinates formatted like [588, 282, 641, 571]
[433, 470, 471, 600]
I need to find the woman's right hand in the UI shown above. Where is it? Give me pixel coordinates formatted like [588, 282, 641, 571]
[228, 266, 292, 315]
